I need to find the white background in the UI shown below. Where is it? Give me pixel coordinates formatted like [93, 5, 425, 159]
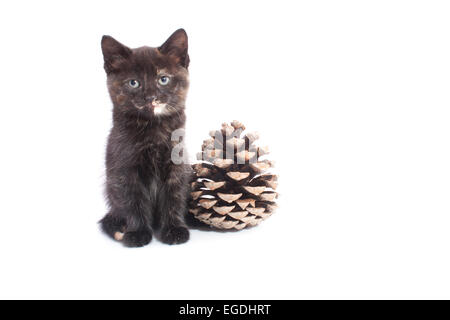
[0, 0, 449, 299]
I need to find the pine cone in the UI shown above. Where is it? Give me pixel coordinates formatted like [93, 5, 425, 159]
[189, 121, 278, 230]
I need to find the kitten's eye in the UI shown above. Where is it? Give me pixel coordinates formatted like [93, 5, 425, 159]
[158, 76, 170, 86]
[128, 79, 140, 88]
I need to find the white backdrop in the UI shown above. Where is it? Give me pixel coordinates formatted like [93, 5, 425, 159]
[0, 0, 449, 299]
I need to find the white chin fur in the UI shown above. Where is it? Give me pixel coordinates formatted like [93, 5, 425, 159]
[152, 102, 166, 115]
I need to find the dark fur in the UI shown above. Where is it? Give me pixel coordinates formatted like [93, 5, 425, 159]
[100, 29, 192, 247]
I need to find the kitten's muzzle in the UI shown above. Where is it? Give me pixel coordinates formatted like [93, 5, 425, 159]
[139, 96, 166, 114]
[145, 95, 157, 103]
[150, 100, 166, 114]
[142, 96, 156, 109]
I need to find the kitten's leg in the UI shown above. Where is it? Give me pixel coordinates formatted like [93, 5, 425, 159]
[103, 169, 153, 247]
[100, 210, 126, 240]
[101, 208, 153, 247]
[121, 228, 153, 247]
[159, 164, 190, 245]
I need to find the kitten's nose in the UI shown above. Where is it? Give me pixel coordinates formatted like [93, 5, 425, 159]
[145, 96, 156, 103]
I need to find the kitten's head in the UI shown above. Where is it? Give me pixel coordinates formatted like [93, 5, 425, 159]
[101, 29, 189, 120]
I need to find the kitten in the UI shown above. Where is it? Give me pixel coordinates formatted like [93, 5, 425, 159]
[100, 29, 192, 247]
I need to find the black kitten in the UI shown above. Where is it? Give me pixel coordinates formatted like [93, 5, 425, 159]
[100, 29, 191, 247]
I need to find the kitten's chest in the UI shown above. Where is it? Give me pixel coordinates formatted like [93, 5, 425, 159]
[137, 141, 171, 178]
[142, 143, 170, 164]
[120, 124, 177, 177]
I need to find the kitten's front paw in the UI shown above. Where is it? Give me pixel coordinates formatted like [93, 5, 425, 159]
[161, 226, 190, 245]
[122, 229, 153, 247]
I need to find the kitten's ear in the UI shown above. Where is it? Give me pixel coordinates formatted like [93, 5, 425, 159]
[159, 29, 189, 68]
[101, 35, 132, 74]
